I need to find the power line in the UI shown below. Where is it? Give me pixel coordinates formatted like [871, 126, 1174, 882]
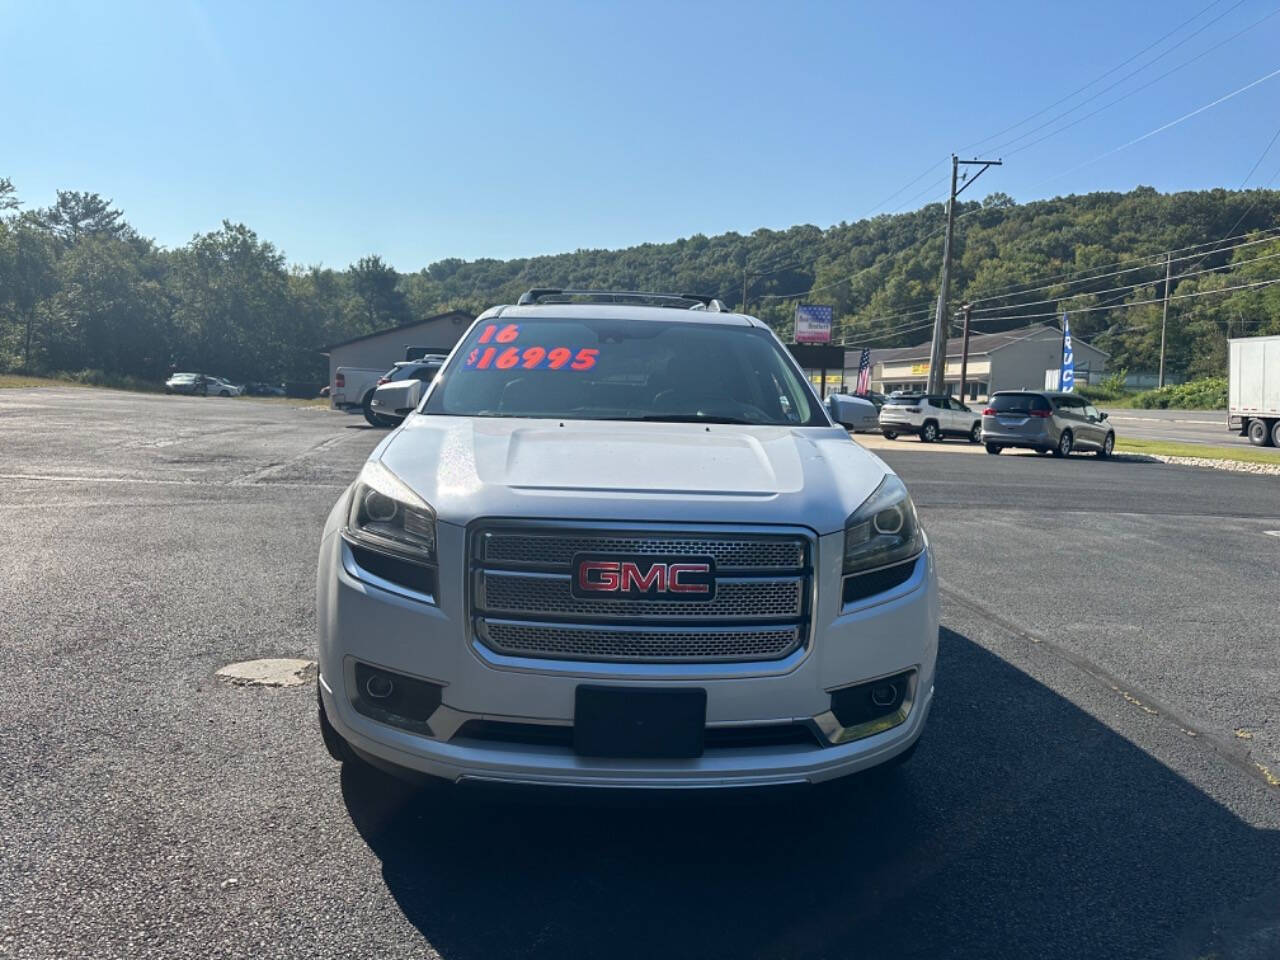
[959, 0, 1229, 154]
[1033, 63, 1280, 189]
[990, 0, 1261, 159]
[971, 274, 1280, 322]
[964, 226, 1280, 305]
[970, 241, 1280, 316]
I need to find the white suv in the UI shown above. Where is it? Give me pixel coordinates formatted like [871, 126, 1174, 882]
[316, 290, 938, 789]
[879, 393, 982, 443]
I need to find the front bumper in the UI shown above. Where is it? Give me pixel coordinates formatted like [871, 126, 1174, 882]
[316, 520, 939, 788]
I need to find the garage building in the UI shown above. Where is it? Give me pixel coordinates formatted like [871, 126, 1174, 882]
[852, 323, 1108, 402]
[321, 310, 475, 388]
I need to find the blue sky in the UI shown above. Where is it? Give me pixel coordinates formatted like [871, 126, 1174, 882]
[2, 0, 1278, 269]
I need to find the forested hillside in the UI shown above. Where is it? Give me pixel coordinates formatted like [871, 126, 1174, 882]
[2, 175, 1277, 385]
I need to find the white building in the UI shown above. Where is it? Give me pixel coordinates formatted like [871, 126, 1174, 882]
[852, 323, 1108, 402]
[321, 310, 474, 386]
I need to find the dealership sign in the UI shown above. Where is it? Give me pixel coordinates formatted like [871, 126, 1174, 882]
[794, 304, 833, 343]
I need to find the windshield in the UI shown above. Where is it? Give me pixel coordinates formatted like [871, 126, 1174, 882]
[990, 393, 1050, 413]
[425, 317, 825, 425]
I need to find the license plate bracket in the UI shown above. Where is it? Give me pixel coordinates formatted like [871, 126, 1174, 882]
[573, 686, 707, 759]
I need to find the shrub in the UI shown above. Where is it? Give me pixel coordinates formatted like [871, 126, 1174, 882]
[1128, 377, 1228, 410]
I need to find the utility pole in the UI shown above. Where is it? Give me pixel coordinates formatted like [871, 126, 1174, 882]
[1158, 253, 1172, 388]
[958, 304, 972, 402]
[927, 155, 1002, 394]
[742, 269, 749, 315]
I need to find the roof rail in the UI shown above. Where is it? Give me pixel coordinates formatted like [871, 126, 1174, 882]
[515, 288, 726, 310]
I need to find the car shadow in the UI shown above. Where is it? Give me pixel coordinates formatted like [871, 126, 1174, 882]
[341, 628, 1279, 960]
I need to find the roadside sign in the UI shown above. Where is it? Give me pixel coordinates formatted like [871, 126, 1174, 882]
[795, 304, 833, 343]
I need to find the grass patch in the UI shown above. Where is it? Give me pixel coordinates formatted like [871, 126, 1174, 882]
[0, 373, 87, 389]
[1116, 437, 1280, 465]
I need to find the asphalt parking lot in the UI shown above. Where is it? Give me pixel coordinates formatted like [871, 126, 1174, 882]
[2, 388, 1278, 960]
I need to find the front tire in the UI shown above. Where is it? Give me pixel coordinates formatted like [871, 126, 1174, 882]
[1247, 419, 1272, 446]
[1053, 430, 1073, 458]
[1097, 433, 1114, 458]
[1272, 420, 1280, 448]
[882, 430, 898, 440]
[219, 390, 230, 397]
[362, 392, 393, 428]
[985, 442, 1002, 455]
[920, 421, 939, 443]
[969, 422, 982, 444]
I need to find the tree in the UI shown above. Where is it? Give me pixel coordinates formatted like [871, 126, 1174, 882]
[36, 191, 130, 243]
[0, 177, 19, 213]
[169, 222, 291, 380]
[348, 254, 409, 333]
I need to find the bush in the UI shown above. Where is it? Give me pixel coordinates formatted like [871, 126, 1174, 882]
[1128, 377, 1228, 410]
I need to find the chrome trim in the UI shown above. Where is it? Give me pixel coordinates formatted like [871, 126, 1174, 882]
[469, 639, 810, 680]
[465, 519, 819, 671]
[839, 552, 926, 614]
[340, 536, 437, 607]
[809, 669, 917, 746]
[475, 568, 807, 622]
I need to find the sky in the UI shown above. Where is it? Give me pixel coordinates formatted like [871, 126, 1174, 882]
[2, 0, 1279, 270]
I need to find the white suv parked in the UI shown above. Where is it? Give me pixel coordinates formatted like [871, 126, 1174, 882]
[316, 289, 938, 789]
[879, 393, 982, 443]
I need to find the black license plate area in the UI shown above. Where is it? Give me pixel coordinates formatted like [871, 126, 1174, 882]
[573, 686, 707, 759]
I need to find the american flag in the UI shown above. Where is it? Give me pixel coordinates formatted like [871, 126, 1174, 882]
[855, 348, 872, 394]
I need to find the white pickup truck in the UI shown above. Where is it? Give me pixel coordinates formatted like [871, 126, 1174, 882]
[315, 289, 938, 790]
[331, 366, 389, 424]
[1228, 335, 1280, 446]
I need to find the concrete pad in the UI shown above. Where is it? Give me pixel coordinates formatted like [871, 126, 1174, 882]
[215, 658, 316, 687]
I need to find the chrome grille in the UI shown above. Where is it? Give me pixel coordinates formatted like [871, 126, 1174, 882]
[479, 620, 802, 662]
[469, 523, 812, 664]
[481, 571, 803, 620]
[480, 531, 805, 570]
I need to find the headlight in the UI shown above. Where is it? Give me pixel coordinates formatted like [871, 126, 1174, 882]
[843, 475, 924, 575]
[345, 460, 436, 564]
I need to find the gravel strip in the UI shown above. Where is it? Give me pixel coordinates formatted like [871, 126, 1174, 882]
[1115, 453, 1280, 476]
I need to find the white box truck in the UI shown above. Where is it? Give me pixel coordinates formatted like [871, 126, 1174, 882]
[1228, 335, 1280, 446]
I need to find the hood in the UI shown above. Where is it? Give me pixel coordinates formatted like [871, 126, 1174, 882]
[376, 417, 892, 535]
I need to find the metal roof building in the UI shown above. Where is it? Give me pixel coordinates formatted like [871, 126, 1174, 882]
[320, 310, 475, 388]
[849, 323, 1109, 402]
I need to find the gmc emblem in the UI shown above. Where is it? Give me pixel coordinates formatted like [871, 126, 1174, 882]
[570, 554, 716, 601]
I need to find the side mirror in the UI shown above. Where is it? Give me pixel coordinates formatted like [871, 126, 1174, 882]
[1099, 411, 1109, 421]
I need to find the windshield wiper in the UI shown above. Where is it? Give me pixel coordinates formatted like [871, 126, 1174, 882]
[634, 414, 755, 425]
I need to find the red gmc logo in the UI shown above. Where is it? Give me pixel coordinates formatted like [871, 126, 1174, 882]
[570, 554, 716, 601]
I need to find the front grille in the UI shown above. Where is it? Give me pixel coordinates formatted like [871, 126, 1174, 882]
[479, 532, 804, 571]
[470, 524, 812, 665]
[479, 620, 802, 662]
[480, 571, 804, 620]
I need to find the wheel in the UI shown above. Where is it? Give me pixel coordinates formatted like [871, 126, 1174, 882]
[362, 392, 393, 428]
[219, 390, 230, 397]
[969, 422, 982, 444]
[882, 430, 898, 440]
[919, 421, 939, 443]
[985, 443, 1002, 455]
[1052, 430, 1073, 458]
[1272, 420, 1280, 448]
[317, 684, 356, 763]
[1247, 419, 1272, 446]
[1097, 432, 1114, 458]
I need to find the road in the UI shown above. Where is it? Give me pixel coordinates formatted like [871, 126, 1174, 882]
[1, 388, 1278, 960]
[1101, 406, 1280, 456]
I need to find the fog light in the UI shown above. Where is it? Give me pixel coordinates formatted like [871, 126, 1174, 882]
[364, 672, 395, 700]
[350, 661, 443, 734]
[870, 682, 899, 708]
